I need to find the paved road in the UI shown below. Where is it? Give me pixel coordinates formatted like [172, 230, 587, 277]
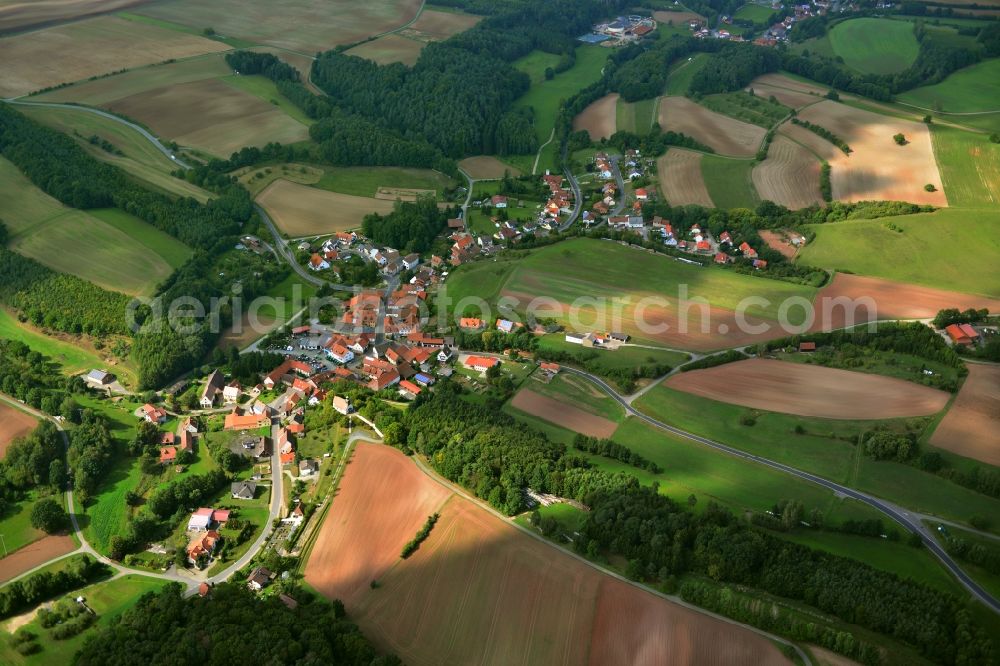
[5, 99, 190, 169]
[609, 155, 627, 216]
[556, 367, 1000, 615]
[254, 203, 358, 293]
[557, 143, 582, 231]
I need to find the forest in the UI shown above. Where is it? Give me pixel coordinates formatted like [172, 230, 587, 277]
[73, 583, 399, 666]
[361, 196, 455, 254]
[396, 383, 996, 664]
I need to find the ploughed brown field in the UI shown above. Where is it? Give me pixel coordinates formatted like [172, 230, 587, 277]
[0, 0, 147, 32]
[658, 96, 765, 157]
[0, 15, 228, 98]
[307, 443, 791, 666]
[657, 148, 713, 207]
[458, 155, 521, 179]
[573, 93, 618, 141]
[256, 178, 394, 236]
[930, 364, 1000, 466]
[510, 389, 617, 438]
[795, 100, 947, 206]
[811, 273, 1000, 331]
[405, 8, 481, 40]
[752, 135, 823, 209]
[0, 535, 76, 584]
[0, 401, 37, 459]
[666, 358, 950, 419]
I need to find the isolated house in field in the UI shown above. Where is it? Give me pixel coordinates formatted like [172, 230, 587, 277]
[200, 369, 226, 409]
[84, 369, 114, 388]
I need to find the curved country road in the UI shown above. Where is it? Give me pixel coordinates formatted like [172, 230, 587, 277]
[4, 99, 190, 169]
[557, 366, 1000, 615]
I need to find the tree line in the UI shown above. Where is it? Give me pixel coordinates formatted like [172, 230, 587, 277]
[394, 383, 996, 664]
[0, 554, 108, 620]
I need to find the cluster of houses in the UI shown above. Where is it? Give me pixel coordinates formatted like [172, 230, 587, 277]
[450, 172, 578, 266]
[303, 230, 421, 279]
[755, 2, 825, 46]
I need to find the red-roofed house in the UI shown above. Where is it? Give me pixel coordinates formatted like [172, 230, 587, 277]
[224, 410, 271, 431]
[719, 231, 732, 245]
[945, 323, 980, 346]
[714, 252, 731, 265]
[739, 242, 758, 258]
[491, 195, 508, 208]
[399, 380, 422, 397]
[635, 188, 648, 200]
[463, 355, 499, 372]
[159, 446, 177, 464]
[142, 403, 167, 424]
[187, 530, 221, 565]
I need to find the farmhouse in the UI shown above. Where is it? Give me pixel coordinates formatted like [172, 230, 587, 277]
[224, 410, 271, 431]
[187, 530, 221, 566]
[945, 323, 980, 346]
[199, 369, 226, 408]
[248, 566, 274, 592]
[159, 446, 177, 465]
[84, 369, 115, 388]
[187, 507, 230, 532]
[223, 381, 242, 404]
[491, 195, 508, 208]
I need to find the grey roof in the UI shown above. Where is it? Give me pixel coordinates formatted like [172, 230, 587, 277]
[231, 480, 257, 499]
[86, 369, 110, 383]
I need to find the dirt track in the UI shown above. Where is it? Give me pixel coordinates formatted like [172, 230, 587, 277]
[658, 97, 765, 157]
[0, 402, 37, 459]
[658, 149, 713, 207]
[930, 364, 1000, 466]
[574, 94, 619, 141]
[510, 389, 617, 438]
[812, 273, 1000, 330]
[0, 535, 76, 584]
[308, 443, 791, 666]
[666, 358, 950, 419]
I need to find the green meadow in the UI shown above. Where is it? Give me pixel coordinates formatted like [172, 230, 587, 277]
[664, 52, 709, 96]
[0, 308, 113, 378]
[930, 125, 1000, 207]
[827, 18, 920, 75]
[898, 58, 1000, 115]
[701, 155, 759, 209]
[797, 208, 1000, 297]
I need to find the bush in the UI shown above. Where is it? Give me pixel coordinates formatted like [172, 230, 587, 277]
[893, 133, 907, 145]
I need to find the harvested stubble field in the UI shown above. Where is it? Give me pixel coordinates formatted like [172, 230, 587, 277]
[307, 443, 790, 666]
[795, 100, 946, 206]
[752, 135, 823, 209]
[257, 179, 394, 235]
[405, 8, 481, 40]
[0, 535, 76, 584]
[658, 96, 765, 157]
[0, 15, 228, 98]
[34, 53, 232, 105]
[657, 149, 713, 207]
[345, 34, 424, 66]
[573, 93, 618, 141]
[811, 273, 1000, 330]
[930, 364, 1000, 466]
[509, 389, 618, 438]
[0, 0, 146, 33]
[106, 77, 309, 157]
[666, 358, 950, 419]
[0, 401, 36, 459]
[459, 155, 521, 179]
[133, 0, 422, 53]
